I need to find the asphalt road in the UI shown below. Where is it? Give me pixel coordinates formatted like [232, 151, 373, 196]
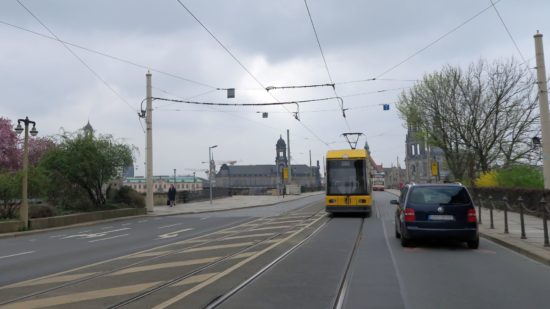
[2, 192, 550, 308]
[217, 191, 550, 309]
[0, 195, 322, 286]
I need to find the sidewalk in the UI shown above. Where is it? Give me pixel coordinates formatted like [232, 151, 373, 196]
[386, 189, 550, 266]
[151, 191, 325, 216]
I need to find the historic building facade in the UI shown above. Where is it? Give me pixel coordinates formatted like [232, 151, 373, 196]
[215, 136, 321, 193]
[404, 126, 450, 183]
[122, 176, 205, 194]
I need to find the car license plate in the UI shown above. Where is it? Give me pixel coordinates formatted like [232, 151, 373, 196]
[428, 215, 454, 221]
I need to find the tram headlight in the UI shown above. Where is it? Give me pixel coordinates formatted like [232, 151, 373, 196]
[359, 199, 367, 204]
[329, 199, 336, 204]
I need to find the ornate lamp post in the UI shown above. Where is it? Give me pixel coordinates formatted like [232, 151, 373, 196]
[14, 117, 38, 229]
[209, 145, 217, 204]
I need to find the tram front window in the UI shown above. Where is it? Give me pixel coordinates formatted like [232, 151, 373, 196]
[327, 160, 367, 195]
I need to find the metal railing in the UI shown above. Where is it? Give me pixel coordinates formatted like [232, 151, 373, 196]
[475, 194, 550, 247]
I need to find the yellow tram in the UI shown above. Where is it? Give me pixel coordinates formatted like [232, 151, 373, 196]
[325, 149, 373, 215]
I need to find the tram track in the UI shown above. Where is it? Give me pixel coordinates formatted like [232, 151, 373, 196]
[332, 216, 365, 309]
[202, 215, 367, 309]
[0, 200, 325, 308]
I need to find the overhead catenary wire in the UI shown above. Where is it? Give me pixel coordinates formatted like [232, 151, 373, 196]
[0, 19, 218, 90]
[266, 83, 335, 91]
[303, 0, 351, 131]
[489, 0, 534, 76]
[15, 0, 145, 132]
[150, 96, 343, 107]
[175, 0, 330, 146]
[375, 0, 503, 79]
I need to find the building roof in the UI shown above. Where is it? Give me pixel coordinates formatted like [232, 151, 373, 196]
[276, 135, 286, 148]
[219, 164, 316, 176]
[124, 176, 206, 183]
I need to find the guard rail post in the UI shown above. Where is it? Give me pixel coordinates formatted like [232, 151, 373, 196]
[503, 196, 509, 234]
[489, 195, 495, 229]
[517, 196, 526, 239]
[477, 194, 482, 225]
[541, 197, 550, 247]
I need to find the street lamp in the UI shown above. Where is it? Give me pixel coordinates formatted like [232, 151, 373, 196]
[209, 145, 218, 204]
[14, 116, 38, 229]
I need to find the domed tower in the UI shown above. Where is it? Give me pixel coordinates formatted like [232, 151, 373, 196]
[275, 135, 287, 166]
[82, 121, 94, 137]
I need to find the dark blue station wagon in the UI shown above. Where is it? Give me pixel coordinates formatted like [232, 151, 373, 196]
[392, 183, 479, 249]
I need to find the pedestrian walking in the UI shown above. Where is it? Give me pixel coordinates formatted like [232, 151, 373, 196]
[168, 184, 177, 207]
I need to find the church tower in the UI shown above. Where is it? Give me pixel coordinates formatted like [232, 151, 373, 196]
[275, 135, 287, 167]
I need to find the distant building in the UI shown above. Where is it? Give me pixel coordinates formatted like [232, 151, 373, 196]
[122, 163, 135, 178]
[123, 175, 205, 193]
[404, 125, 451, 183]
[215, 136, 322, 194]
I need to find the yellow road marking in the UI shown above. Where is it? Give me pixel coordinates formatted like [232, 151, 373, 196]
[3, 282, 162, 309]
[124, 251, 173, 259]
[1, 272, 97, 289]
[183, 242, 254, 253]
[223, 233, 274, 240]
[153, 214, 326, 308]
[172, 273, 218, 287]
[265, 220, 303, 225]
[230, 252, 259, 259]
[109, 257, 221, 276]
[250, 226, 291, 231]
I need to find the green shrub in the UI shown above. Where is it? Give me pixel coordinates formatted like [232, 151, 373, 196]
[29, 204, 56, 218]
[111, 186, 145, 208]
[496, 165, 543, 189]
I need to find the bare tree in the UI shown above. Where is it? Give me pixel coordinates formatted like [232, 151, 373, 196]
[397, 58, 538, 181]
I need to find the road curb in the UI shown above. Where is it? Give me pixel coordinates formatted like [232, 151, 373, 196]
[149, 193, 325, 217]
[479, 230, 550, 266]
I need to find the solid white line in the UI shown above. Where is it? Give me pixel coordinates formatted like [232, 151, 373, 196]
[380, 205, 411, 309]
[88, 234, 129, 243]
[49, 234, 67, 238]
[100, 226, 114, 230]
[158, 223, 184, 229]
[0, 251, 35, 259]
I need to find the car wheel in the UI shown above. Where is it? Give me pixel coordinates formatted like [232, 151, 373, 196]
[395, 222, 401, 239]
[467, 237, 479, 249]
[400, 227, 411, 247]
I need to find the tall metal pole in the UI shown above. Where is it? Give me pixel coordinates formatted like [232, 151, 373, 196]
[146, 71, 154, 212]
[309, 149, 312, 187]
[209, 147, 212, 204]
[287, 129, 292, 183]
[21, 123, 29, 229]
[535, 32, 550, 190]
[14, 117, 37, 229]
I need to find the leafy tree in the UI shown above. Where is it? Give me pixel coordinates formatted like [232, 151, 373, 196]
[495, 165, 543, 189]
[0, 117, 19, 171]
[1, 117, 54, 218]
[475, 171, 498, 188]
[40, 131, 134, 208]
[397, 58, 538, 181]
[0, 171, 20, 219]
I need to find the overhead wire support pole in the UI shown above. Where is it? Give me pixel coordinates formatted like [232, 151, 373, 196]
[146, 71, 154, 212]
[534, 32, 550, 190]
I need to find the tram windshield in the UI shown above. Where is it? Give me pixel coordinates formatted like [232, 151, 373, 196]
[326, 159, 368, 195]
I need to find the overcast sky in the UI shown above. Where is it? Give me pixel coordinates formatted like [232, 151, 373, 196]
[2, 0, 549, 177]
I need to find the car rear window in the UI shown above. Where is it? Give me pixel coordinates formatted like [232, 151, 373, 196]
[409, 186, 471, 204]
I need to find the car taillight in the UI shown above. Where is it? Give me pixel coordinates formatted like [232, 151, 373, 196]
[467, 208, 477, 223]
[404, 208, 416, 222]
